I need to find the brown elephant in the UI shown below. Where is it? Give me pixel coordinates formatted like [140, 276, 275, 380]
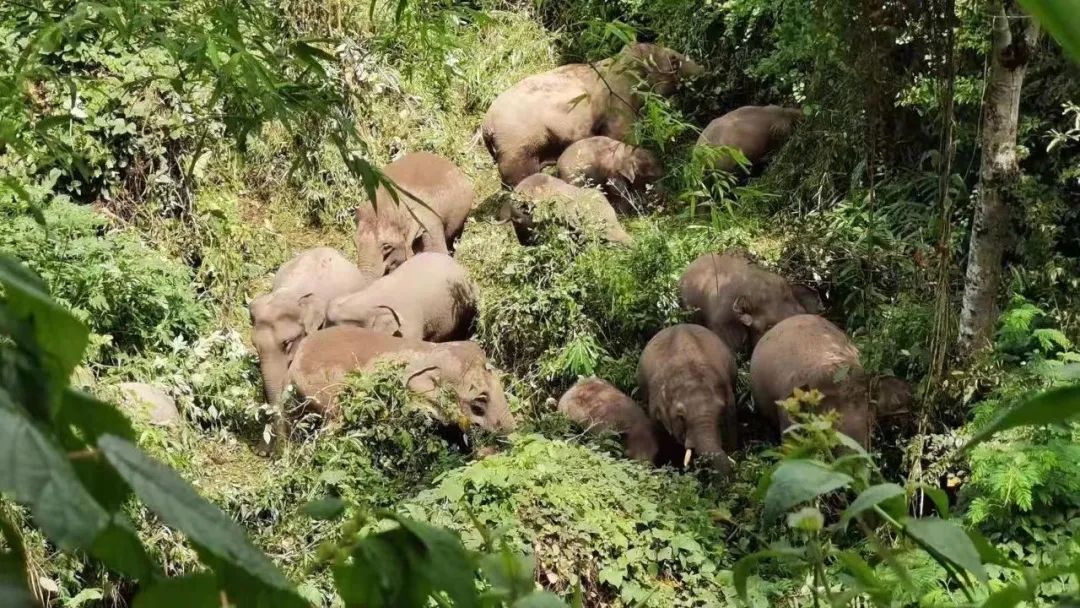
[289, 325, 516, 432]
[638, 324, 738, 474]
[249, 247, 375, 408]
[556, 136, 662, 213]
[679, 251, 820, 355]
[697, 105, 804, 173]
[355, 151, 476, 276]
[498, 174, 632, 245]
[326, 252, 476, 342]
[483, 43, 702, 186]
[750, 314, 913, 448]
[557, 377, 660, 463]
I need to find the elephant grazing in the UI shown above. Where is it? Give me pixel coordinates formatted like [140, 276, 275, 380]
[355, 151, 476, 276]
[326, 252, 477, 342]
[498, 174, 632, 245]
[638, 324, 738, 475]
[556, 136, 662, 213]
[290, 325, 516, 433]
[557, 377, 660, 463]
[483, 43, 702, 186]
[679, 251, 820, 355]
[697, 105, 804, 174]
[750, 314, 913, 449]
[249, 247, 374, 408]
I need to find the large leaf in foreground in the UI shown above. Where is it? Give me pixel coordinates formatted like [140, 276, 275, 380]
[904, 517, 987, 584]
[763, 460, 853, 522]
[963, 385, 1080, 450]
[1020, 0, 1080, 62]
[97, 435, 303, 606]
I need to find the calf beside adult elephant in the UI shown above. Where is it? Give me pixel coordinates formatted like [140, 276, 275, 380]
[327, 252, 476, 342]
[679, 251, 820, 354]
[697, 105, 804, 174]
[638, 324, 738, 475]
[355, 151, 476, 276]
[555, 136, 662, 213]
[557, 377, 660, 463]
[290, 325, 516, 433]
[750, 314, 912, 448]
[483, 43, 702, 186]
[499, 174, 632, 245]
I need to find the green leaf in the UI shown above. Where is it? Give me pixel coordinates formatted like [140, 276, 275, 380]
[0, 407, 108, 549]
[1020, 0, 1080, 62]
[56, 390, 134, 510]
[513, 591, 568, 608]
[835, 551, 891, 604]
[963, 385, 1080, 451]
[96, 435, 302, 604]
[840, 483, 905, 528]
[967, 529, 1014, 568]
[133, 573, 218, 608]
[301, 497, 346, 521]
[90, 515, 157, 580]
[733, 548, 802, 602]
[904, 517, 987, 584]
[67, 588, 104, 607]
[393, 514, 480, 608]
[763, 460, 853, 522]
[0, 255, 88, 401]
[914, 483, 950, 519]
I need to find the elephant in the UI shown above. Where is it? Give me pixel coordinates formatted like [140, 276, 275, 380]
[497, 174, 632, 245]
[750, 314, 913, 449]
[355, 151, 476, 276]
[326, 252, 476, 342]
[482, 43, 703, 186]
[697, 105, 804, 174]
[249, 247, 375, 408]
[289, 325, 516, 433]
[557, 377, 660, 462]
[556, 136, 662, 213]
[679, 251, 820, 355]
[638, 324, 738, 474]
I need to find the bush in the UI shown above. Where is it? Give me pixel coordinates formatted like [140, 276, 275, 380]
[402, 436, 732, 607]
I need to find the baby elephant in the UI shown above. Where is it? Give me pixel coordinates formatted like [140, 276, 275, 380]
[750, 314, 912, 449]
[498, 174, 632, 245]
[679, 251, 819, 354]
[355, 151, 476, 276]
[638, 324, 738, 475]
[250, 247, 375, 407]
[558, 377, 659, 463]
[290, 325, 516, 433]
[697, 105, 804, 174]
[556, 136, 662, 213]
[327, 252, 476, 342]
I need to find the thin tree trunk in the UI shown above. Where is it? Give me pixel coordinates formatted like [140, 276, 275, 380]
[957, 0, 1040, 354]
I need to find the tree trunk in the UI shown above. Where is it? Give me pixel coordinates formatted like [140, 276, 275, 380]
[957, 0, 1040, 354]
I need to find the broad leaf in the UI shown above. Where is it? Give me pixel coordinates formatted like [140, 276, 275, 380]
[300, 497, 346, 521]
[0, 407, 108, 549]
[913, 483, 950, 519]
[840, 483, 905, 528]
[57, 390, 134, 510]
[733, 548, 803, 602]
[835, 551, 891, 605]
[513, 591, 568, 608]
[97, 435, 301, 604]
[904, 517, 987, 584]
[963, 385, 1080, 450]
[394, 514, 480, 608]
[133, 573, 218, 608]
[91, 515, 157, 580]
[1020, 0, 1080, 62]
[763, 460, 853, 522]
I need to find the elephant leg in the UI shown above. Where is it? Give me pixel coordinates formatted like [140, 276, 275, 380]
[497, 149, 542, 187]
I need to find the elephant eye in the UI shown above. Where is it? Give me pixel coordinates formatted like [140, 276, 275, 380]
[470, 394, 489, 417]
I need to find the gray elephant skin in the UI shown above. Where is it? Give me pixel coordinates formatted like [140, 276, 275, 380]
[290, 325, 516, 433]
[556, 136, 662, 213]
[498, 174, 632, 245]
[249, 247, 374, 407]
[327, 252, 477, 342]
[558, 377, 659, 463]
[750, 314, 912, 448]
[638, 324, 738, 474]
[679, 251, 819, 354]
[483, 43, 702, 186]
[697, 105, 803, 173]
[355, 151, 475, 276]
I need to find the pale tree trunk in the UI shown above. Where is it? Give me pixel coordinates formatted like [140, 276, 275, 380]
[958, 0, 1040, 354]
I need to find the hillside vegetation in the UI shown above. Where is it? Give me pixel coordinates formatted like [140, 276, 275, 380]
[1, 0, 1079, 607]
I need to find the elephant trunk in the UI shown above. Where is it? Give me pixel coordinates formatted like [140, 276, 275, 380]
[258, 352, 289, 408]
[683, 407, 732, 476]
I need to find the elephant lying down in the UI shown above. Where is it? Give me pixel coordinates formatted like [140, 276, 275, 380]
[499, 174, 632, 245]
[289, 325, 516, 433]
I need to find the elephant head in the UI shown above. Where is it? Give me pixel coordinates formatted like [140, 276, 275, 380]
[730, 283, 820, 350]
[619, 43, 704, 96]
[404, 341, 516, 433]
[355, 208, 421, 276]
[663, 387, 735, 477]
[249, 290, 328, 405]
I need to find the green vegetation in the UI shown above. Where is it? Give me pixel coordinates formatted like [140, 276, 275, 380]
[2, 0, 1079, 606]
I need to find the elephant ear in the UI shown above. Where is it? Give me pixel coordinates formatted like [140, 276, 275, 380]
[791, 284, 823, 314]
[298, 293, 327, 335]
[405, 364, 442, 397]
[731, 296, 754, 326]
[371, 305, 404, 338]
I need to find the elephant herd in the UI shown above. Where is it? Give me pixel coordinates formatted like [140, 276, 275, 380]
[247, 41, 904, 466]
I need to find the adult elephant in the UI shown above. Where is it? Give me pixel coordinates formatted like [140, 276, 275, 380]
[355, 151, 476, 276]
[249, 247, 374, 408]
[483, 43, 702, 186]
[697, 105, 804, 173]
